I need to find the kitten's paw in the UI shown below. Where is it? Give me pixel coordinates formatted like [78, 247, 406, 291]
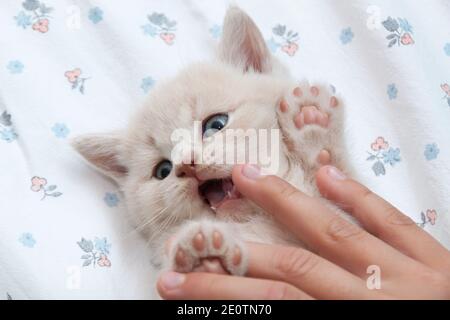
[277, 81, 344, 168]
[167, 221, 247, 276]
[279, 82, 340, 130]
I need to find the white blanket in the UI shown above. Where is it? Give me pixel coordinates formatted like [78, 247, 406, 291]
[1, 0, 449, 299]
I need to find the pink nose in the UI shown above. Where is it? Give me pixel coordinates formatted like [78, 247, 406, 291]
[176, 162, 196, 178]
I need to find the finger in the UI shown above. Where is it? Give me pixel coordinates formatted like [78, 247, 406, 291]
[157, 271, 313, 300]
[316, 165, 450, 272]
[232, 164, 418, 277]
[246, 242, 384, 299]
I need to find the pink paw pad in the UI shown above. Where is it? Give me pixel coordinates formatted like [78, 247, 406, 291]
[279, 99, 289, 113]
[293, 87, 303, 97]
[172, 229, 243, 275]
[317, 149, 331, 165]
[330, 96, 339, 108]
[310, 86, 319, 97]
[294, 106, 329, 129]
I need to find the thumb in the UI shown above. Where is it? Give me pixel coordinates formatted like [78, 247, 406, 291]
[231, 164, 307, 218]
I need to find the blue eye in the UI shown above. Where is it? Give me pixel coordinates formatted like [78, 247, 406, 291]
[154, 160, 172, 180]
[203, 113, 229, 138]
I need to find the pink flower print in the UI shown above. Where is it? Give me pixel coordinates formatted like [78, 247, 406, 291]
[371, 137, 389, 151]
[160, 32, 175, 45]
[426, 209, 437, 225]
[30, 176, 62, 200]
[98, 254, 111, 267]
[64, 68, 90, 94]
[30, 176, 47, 192]
[32, 19, 49, 33]
[64, 68, 82, 83]
[400, 33, 414, 45]
[142, 12, 177, 45]
[441, 83, 450, 95]
[417, 209, 438, 227]
[271, 24, 299, 57]
[281, 42, 299, 57]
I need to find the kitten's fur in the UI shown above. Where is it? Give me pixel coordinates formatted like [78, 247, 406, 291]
[72, 7, 350, 280]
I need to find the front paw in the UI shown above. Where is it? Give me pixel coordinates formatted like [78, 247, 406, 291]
[166, 221, 247, 276]
[279, 83, 340, 130]
[277, 81, 344, 168]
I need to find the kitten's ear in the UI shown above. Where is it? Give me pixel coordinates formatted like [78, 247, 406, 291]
[219, 6, 271, 73]
[71, 133, 128, 182]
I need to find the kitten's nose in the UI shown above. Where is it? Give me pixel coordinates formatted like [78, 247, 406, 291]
[176, 162, 197, 178]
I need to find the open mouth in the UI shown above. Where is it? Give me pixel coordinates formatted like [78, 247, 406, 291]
[198, 178, 241, 210]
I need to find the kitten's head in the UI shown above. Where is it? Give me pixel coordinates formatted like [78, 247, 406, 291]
[72, 7, 293, 238]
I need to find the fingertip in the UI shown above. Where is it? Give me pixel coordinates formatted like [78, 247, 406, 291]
[232, 164, 261, 188]
[231, 164, 244, 183]
[315, 165, 329, 180]
[157, 271, 186, 299]
[156, 284, 175, 300]
[315, 165, 347, 199]
[315, 165, 330, 194]
[156, 276, 169, 299]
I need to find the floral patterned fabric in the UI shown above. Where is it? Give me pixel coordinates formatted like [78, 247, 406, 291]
[0, 0, 449, 299]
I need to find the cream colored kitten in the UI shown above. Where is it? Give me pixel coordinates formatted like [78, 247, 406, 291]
[72, 7, 349, 278]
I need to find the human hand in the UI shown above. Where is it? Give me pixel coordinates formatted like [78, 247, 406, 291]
[157, 165, 450, 299]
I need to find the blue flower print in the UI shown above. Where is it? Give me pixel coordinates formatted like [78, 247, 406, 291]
[22, 0, 40, 11]
[94, 237, 112, 255]
[382, 16, 414, 47]
[52, 123, 70, 138]
[340, 27, 354, 45]
[88, 7, 103, 24]
[14, 11, 32, 29]
[209, 24, 222, 39]
[387, 84, 398, 100]
[1, 111, 18, 143]
[382, 147, 401, 166]
[0, 129, 18, 143]
[7, 60, 24, 74]
[142, 24, 158, 37]
[142, 12, 177, 45]
[367, 137, 401, 176]
[104, 192, 119, 207]
[19, 233, 36, 248]
[444, 43, 450, 57]
[424, 143, 440, 161]
[398, 18, 413, 34]
[15, 1, 53, 33]
[78, 237, 112, 267]
[267, 38, 281, 53]
[141, 76, 155, 93]
[270, 24, 299, 56]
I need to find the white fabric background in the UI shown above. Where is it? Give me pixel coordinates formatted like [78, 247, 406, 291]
[0, 0, 449, 299]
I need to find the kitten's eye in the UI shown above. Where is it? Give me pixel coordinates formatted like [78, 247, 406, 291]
[154, 160, 172, 180]
[203, 113, 229, 138]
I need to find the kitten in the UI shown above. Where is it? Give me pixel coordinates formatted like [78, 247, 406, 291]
[72, 7, 349, 278]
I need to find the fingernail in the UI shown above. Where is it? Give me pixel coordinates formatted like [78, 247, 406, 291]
[242, 164, 260, 180]
[326, 166, 346, 180]
[160, 272, 185, 290]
